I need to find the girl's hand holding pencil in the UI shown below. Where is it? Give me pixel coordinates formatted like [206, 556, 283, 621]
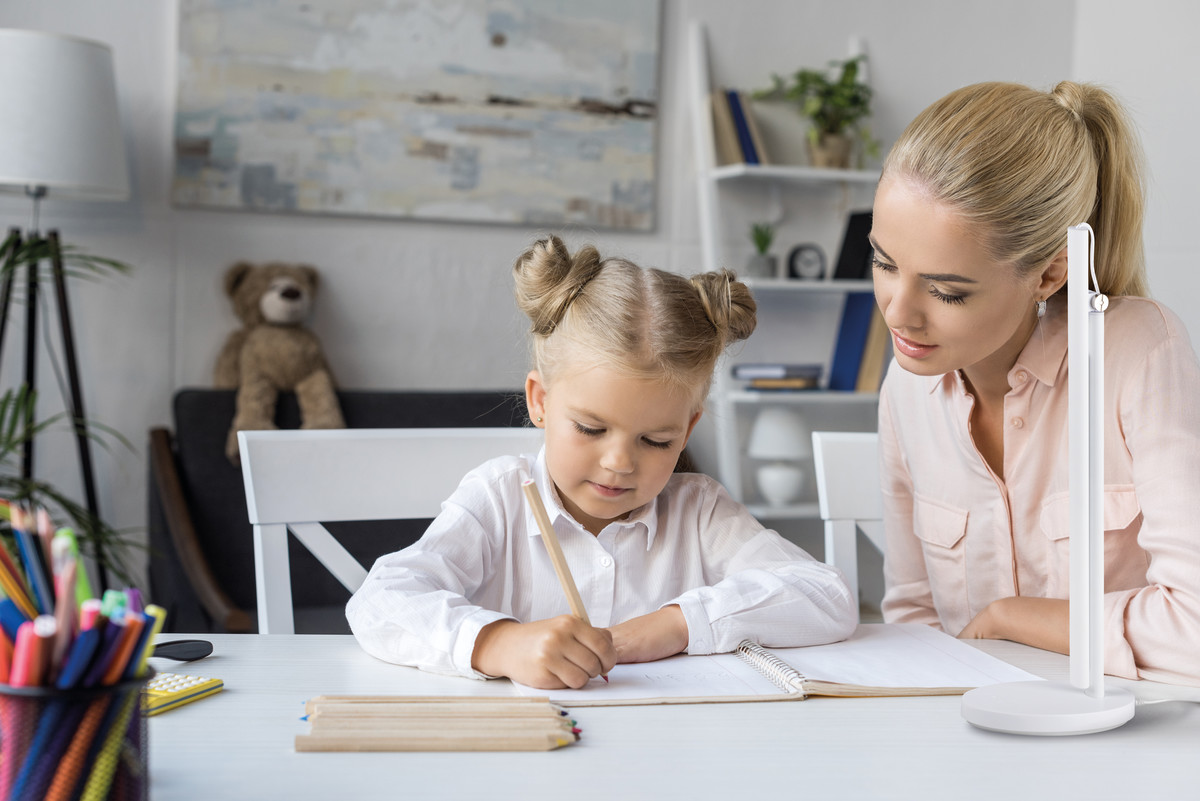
[466, 479, 618, 690]
[471, 615, 616, 690]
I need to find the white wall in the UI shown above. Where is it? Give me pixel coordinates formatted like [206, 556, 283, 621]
[1073, 0, 1200, 335]
[8, 0, 1171, 589]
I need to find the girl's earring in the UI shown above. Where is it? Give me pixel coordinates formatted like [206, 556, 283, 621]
[1035, 299, 1047, 319]
[536, 417, 543, 424]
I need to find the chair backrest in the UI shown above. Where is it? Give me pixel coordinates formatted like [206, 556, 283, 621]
[239, 427, 544, 634]
[811, 431, 884, 613]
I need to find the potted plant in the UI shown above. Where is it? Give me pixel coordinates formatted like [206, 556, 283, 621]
[746, 222, 778, 279]
[0, 232, 138, 588]
[753, 55, 879, 169]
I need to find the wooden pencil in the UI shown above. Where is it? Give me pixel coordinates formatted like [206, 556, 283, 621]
[521, 480, 591, 625]
[294, 731, 576, 752]
[303, 694, 552, 713]
[307, 716, 578, 733]
[306, 702, 568, 720]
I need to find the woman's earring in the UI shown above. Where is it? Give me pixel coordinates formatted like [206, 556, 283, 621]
[536, 416, 543, 424]
[1035, 299, 1047, 319]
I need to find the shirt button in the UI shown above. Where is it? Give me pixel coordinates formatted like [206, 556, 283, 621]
[1015, 371, 1028, 383]
[599, 556, 613, 568]
[1010, 417, 1024, 429]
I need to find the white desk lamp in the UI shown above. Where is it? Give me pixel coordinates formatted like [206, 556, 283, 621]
[960, 224, 1135, 735]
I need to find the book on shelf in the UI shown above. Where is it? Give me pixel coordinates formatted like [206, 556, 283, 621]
[745, 376, 820, 391]
[709, 90, 742, 166]
[731, 363, 823, 381]
[854, 306, 891, 392]
[723, 88, 769, 165]
[828, 292, 877, 391]
[833, 211, 875, 280]
[512, 623, 1038, 707]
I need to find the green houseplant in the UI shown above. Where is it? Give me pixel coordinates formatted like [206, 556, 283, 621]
[746, 222, 778, 279]
[753, 55, 879, 169]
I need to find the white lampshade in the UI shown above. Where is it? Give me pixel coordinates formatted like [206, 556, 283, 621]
[0, 29, 129, 200]
[747, 407, 812, 460]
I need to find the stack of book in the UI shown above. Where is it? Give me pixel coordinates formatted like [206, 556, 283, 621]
[731, 363, 822, 391]
[295, 695, 581, 752]
[711, 87, 770, 166]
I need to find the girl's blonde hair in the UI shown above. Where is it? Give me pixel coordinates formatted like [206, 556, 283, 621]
[513, 235, 757, 409]
[882, 81, 1147, 297]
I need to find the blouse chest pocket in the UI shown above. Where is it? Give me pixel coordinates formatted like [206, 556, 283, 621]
[1038, 488, 1141, 540]
[912, 494, 970, 616]
[1038, 488, 1143, 594]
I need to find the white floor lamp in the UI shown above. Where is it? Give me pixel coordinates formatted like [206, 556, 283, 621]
[960, 223, 1135, 735]
[0, 29, 130, 589]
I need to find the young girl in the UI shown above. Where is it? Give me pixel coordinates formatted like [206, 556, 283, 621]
[347, 236, 856, 689]
[872, 81, 1200, 685]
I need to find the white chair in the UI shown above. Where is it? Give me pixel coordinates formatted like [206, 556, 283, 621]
[238, 427, 544, 634]
[811, 431, 885, 613]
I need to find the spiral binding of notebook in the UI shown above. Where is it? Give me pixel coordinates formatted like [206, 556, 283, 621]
[735, 640, 809, 697]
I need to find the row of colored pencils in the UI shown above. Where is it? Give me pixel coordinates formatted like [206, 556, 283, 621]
[0, 502, 167, 801]
[296, 696, 581, 752]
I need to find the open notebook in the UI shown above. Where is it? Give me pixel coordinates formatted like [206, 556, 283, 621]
[513, 623, 1040, 706]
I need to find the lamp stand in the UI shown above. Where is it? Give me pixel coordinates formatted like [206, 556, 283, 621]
[0, 226, 108, 591]
[960, 224, 1134, 735]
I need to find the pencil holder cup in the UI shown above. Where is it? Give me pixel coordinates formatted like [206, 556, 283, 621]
[0, 671, 153, 801]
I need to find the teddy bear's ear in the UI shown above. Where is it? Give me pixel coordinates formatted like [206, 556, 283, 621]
[224, 262, 255, 298]
[298, 264, 320, 293]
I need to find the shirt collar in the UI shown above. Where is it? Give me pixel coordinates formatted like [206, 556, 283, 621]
[526, 447, 659, 548]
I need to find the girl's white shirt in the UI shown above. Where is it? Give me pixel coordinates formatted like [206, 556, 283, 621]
[346, 448, 857, 679]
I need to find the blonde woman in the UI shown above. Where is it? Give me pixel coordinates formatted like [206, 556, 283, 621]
[873, 81, 1200, 685]
[348, 236, 855, 690]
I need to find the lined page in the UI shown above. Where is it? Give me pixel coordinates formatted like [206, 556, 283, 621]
[511, 624, 1039, 704]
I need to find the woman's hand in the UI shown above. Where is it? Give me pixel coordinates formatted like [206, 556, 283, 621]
[606, 605, 689, 664]
[959, 596, 1069, 654]
[471, 615, 616, 689]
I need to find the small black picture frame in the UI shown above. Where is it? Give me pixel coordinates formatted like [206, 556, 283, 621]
[833, 211, 874, 280]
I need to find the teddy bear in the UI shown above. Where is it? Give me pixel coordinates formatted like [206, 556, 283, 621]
[214, 261, 346, 463]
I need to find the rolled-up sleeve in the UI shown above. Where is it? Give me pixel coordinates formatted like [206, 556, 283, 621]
[667, 484, 857, 655]
[1106, 320, 1200, 684]
[346, 492, 515, 680]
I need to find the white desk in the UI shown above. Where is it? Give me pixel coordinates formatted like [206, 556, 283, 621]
[146, 634, 1198, 801]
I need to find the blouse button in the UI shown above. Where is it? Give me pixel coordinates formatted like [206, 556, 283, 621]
[1010, 417, 1024, 429]
[599, 556, 613, 568]
[1015, 370, 1028, 383]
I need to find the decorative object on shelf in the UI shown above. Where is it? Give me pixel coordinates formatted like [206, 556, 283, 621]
[746, 223, 778, 279]
[747, 407, 812, 506]
[752, 55, 879, 169]
[0, 28, 136, 590]
[787, 243, 826, 280]
[833, 211, 875, 280]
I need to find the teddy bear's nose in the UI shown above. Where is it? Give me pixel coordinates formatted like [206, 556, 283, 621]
[281, 287, 301, 300]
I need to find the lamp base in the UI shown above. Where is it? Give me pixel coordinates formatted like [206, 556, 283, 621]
[961, 680, 1134, 736]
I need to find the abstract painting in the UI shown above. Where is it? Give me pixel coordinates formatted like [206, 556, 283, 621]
[172, 0, 661, 230]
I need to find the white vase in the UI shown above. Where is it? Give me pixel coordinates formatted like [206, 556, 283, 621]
[745, 253, 777, 279]
[756, 463, 805, 507]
